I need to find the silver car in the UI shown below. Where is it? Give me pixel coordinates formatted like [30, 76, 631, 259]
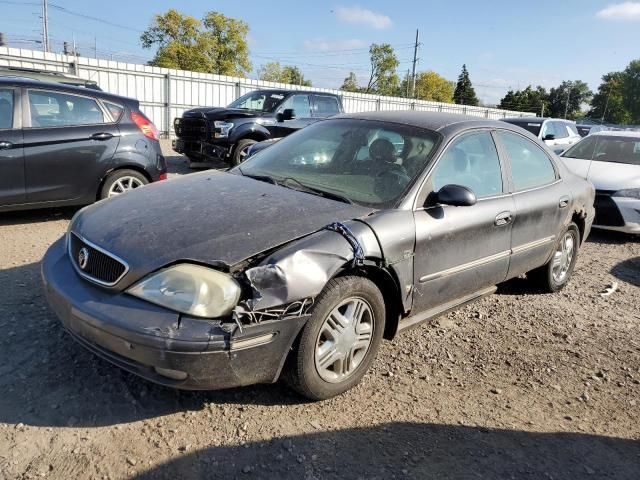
[561, 131, 640, 234]
[502, 117, 582, 154]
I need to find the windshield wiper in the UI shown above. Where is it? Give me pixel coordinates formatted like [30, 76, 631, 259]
[278, 177, 354, 205]
[238, 169, 278, 185]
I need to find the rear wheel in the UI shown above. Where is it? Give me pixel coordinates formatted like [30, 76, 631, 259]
[232, 139, 257, 166]
[100, 169, 148, 199]
[528, 222, 580, 292]
[285, 276, 386, 400]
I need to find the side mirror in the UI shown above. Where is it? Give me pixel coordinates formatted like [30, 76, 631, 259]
[281, 108, 296, 121]
[543, 133, 556, 141]
[435, 184, 477, 207]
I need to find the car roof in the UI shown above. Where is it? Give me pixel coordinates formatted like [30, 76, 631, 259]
[252, 88, 339, 96]
[333, 110, 529, 134]
[0, 76, 136, 104]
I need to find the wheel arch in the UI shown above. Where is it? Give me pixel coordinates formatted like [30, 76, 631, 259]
[96, 165, 152, 200]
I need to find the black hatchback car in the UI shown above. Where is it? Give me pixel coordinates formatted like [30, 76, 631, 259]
[0, 78, 166, 212]
[43, 112, 594, 400]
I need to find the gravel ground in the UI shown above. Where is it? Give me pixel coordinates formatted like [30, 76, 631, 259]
[0, 141, 639, 480]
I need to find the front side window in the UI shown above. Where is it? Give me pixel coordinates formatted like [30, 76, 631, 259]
[278, 94, 311, 117]
[500, 131, 557, 191]
[228, 91, 286, 112]
[552, 122, 569, 139]
[313, 95, 341, 117]
[0, 88, 14, 129]
[430, 131, 504, 199]
[237, 119, 440, 208]
[28, 90, 104, 127]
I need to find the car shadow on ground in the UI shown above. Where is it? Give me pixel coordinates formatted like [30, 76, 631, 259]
[611, 256, 640, 287]
[0, 206, 80, 226]
[587, 229, 640, 245]
[130, 422, 640, 479]
[0, 262, 308, 429]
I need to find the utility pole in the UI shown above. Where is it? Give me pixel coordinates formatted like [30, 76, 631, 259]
[541, 102, 544, 117]
[564, 83, 572, 119]
[405, 68, 410, 97]
[42, 0, 50, 52]
[601, 84, 611, 125]
[410, 29, 419, 98]
[0, 32, 6, 47]
[94, 37, 97, 59]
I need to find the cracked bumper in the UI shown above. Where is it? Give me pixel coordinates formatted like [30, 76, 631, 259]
[41, 237, 308, 390]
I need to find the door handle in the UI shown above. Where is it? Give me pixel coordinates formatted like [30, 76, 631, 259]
[91, 132, 114, 141]
[558, 196, 570, 208]
[0, 141, 12, 150]
[495, 211, 512, 226]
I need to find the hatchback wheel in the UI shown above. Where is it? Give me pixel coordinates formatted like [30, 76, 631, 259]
[285, 276, 385, 400]
[100, 169, 148, 199]
[529, 222, 580, 292]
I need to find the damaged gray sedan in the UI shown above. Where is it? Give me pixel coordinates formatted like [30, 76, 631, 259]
[42, 112, 595, 400]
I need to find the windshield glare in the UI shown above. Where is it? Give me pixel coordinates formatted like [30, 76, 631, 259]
[227, 91, 286, 112]
[563, 136, 640, 165]
[235, 119, 440, 208]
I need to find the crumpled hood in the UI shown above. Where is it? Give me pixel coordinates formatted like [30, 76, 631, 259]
[183, 107, 266, 121]
[71, 172, 373, 287]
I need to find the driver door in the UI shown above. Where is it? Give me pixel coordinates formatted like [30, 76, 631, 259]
[270, 94, 313, 138]
[412, 130, 514, 312]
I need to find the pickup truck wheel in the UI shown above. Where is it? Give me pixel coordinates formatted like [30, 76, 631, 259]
[528, 222, 580, 293]
[284, 276, 386, 400]
[232, 139, 257, 166]
[100, 169, 148, 199]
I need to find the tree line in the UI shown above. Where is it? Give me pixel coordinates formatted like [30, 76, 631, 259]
[140, 8, 640, 122]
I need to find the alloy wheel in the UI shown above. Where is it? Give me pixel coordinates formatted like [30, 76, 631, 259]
[107, 176, 144, 197]
[552, 231, 575, 284]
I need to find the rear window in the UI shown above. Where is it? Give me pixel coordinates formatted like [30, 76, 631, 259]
[502, 119, 542, 136]
[104, 102, 124, 122]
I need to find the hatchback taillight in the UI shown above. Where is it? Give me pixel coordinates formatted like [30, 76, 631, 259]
[131, 111, 159, 141]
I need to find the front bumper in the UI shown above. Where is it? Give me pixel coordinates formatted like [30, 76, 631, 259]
[594, 196, 640, 234]
[41, 237, 308, 390]
[172, 138, 230, 162]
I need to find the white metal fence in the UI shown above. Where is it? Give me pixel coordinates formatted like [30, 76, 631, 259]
[0, 47, 533, 138]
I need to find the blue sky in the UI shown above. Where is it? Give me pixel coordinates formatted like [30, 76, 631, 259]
[1, 0, 639, 104]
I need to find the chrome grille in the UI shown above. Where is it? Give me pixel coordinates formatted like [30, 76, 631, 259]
[68, 233, 129, 286]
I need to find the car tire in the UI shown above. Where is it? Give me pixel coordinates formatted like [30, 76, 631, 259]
[232, 139, 257, 166]
[528, 222, 580, 293]
[100, 169, 148, 199]
[285, 276, 386, 401]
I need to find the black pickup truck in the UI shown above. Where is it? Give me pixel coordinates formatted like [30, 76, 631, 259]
[173, 89, 344, 167]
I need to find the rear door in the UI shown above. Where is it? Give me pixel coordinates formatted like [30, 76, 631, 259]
[22, 88, 120, 203]
[496, 130, 569, 277]
[0, 86, 25, 206]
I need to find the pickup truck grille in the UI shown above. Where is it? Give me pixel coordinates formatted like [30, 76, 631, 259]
[68, 233, 129, 286]
[594, 190, 625, 227]
[175, 117, 208, 140]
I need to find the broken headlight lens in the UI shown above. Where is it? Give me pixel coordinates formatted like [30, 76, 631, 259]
[614, 188, 640, 199]
[127, 264, 241, 318]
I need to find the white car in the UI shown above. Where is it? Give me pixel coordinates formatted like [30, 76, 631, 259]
[561, 131, 640, 234]
[502, 117, 582, 154]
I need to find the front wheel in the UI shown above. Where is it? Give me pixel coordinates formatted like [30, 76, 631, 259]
[285, 276, 386, 400]
[232, 139, 257, 166]
[100, 169, 148, 199]
[528, 223, 580, 292]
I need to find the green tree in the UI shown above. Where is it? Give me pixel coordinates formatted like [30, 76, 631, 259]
[258, 62, 311, 86]
[588, 72, 630, 124]
[498, 85, 548, 115]
[364, 43, 400, 96]
[622, 59, 640, 124]
[453, 64, 479, 106]
[340, 71, 360, 92]
[412, 71, 455, 102]
[141, 9, 251, 76]
[547, 80, 592, 119]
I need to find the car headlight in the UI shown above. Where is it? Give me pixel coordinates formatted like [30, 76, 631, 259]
[614, 188, 640, 199]
[214, 120, 234, 138]
[127, 264, 241, 318]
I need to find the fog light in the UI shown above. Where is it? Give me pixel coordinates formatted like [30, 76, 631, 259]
[154, 367, 188, 380]
[230, 333, 276, 351]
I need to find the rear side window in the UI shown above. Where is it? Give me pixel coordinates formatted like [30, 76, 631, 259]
[28, 90, 105, 127]
[500, 131, 557, 191]
[104, 102, 124, 122]
[431, 131, 504, 198]
[279, 94, 311, 117]
[0, 88, 14, 129]
[313, 95, 341, 117]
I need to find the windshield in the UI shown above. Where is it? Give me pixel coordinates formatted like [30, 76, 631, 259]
[227, 91, 287, 112]
[502, 119, 542, 136]
[234, 118, 440, 208]
[563, 136, 640, 165]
